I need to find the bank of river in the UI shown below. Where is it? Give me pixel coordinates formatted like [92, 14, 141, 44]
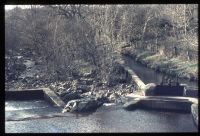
[123, 56, 198, 88]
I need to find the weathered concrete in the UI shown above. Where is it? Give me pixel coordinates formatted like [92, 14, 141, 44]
[5, 88, 66, 108]
[116, 59, 146, 90]
[144, 83, 156, 96]
[123, 99, 140, 110]
[191, 104, 198, 127]
[153, 85, 185, 96]
[42, 88, 66, 108]
[5, 89, 44, 100]
[123, 65, 146, 89]
[139, 99, 192, 112]
[124, 94, 198, 112]
[184, 87, 198, 98]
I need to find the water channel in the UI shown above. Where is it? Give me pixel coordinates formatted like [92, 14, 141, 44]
[123, 56, 198, 88]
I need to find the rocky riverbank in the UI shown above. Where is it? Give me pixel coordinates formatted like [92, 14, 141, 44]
[121, 46, 198, 81]
[5, 48, 142, 112]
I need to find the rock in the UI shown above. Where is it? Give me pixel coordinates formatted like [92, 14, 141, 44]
[95, 95, 110, 103]
[13, 63, 27, 72]
[72, 71, 81, 78]
[94, 91, 111, 103]
[63, 82, 71, 89]
[109, 93, 120, 102]
[82, 70, 96, 78]
[95, 92, 104, 98]
[78, 78, 94, 85]
[104, 92, 112, 97]
[126, 84, 135, 92]
[95, 82, 104, 87]
[108, 63, 132, 86]
[15, 56, 23, 59]
[61, 92, 82, 103]
[81, 91, 94, 98]
[62, 98, 103, 113]
[76, 90, 83, 93]
[191, 103, 198, 127]
[6, 73, 17, 81]
[57, 88, 72, 97]
[76, 85, 91, 93]
[144, 83, 156, 96]
[23, 60, 35, 68]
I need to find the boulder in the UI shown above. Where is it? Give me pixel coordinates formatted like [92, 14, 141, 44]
[62, 81, 71, 89]
[104, 92, 112, 97]
[78, 78, 94, 85]
[76, 84, 91, 93]
[57, 88, 72, 97]
[144, 83, 156, 96]
[191, 103, 198, 127]
[23, 60, 35, 68]
[95, 95, 110, 103]
[109, 93, 120, 102]
[62, 98, 103, 113]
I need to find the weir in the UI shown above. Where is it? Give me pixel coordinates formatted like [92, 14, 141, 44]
[116, 58, 146, 90]
[6, 88, 65, 108]
[5, 65, 198, 132]
[116, 57, 198, 127]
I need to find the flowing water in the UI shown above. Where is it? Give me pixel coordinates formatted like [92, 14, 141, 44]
[123, 56, 198, 88]
[5, 101, 197, 133]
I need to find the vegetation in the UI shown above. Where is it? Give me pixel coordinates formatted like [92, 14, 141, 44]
[5, 4, 198, 90]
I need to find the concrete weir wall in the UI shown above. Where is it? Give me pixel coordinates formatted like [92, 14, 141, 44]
[124, 94, 198, 128]
[6, 89, 44, 100]
[5, 88, 66, 108]
[115, 58, 198, 127]
[124, 95, 198, 112]
[116, 58, 146, 90]
[42, 88, 65, 108]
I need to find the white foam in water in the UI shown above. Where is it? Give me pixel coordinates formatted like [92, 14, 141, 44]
[5, 105, 49, 111]
[103, 103, 116, 106]
[5, 100, 50, 111]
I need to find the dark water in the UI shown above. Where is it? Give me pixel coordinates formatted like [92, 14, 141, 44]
[5, 101, 197, 133]
[123, 56, 198, 88]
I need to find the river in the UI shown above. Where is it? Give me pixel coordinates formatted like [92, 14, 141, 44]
[5, 56, 198, 133]
[5, 100, 197, 133]
[123, 56, 198, 88]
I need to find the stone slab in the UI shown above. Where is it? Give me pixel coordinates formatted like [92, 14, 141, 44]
[42, 88, 66, 108]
